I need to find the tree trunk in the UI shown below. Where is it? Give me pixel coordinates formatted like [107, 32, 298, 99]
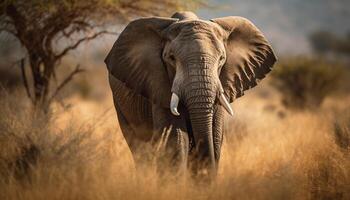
[28, 53, 51, 111]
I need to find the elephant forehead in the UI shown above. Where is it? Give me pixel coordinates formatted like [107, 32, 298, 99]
[173, 21, 224, 51]
[175, 20, 225, 38]
[165, 20, 227, 60]
[173, 34, 223, 58]
[179, 21, 215, 36]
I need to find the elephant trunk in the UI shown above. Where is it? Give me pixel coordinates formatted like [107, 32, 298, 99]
[170, 59, 232, 177]
[184, 64, 217, 176]
[188, 99, 216, 175]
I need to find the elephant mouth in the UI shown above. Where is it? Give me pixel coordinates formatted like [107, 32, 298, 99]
[170, 89, 233, 117]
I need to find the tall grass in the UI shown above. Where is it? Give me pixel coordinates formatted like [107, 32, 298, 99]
[0, 89, 349, 200]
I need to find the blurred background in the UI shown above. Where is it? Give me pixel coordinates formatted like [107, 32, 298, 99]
[0, 1, 349, 200]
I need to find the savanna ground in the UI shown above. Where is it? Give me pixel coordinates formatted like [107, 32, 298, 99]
[0, 59, 349, 200]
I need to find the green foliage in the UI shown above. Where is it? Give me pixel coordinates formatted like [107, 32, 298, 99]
[271, 57, 346, 110]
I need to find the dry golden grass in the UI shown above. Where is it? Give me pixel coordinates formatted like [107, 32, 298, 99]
[0, 83, 349, 200]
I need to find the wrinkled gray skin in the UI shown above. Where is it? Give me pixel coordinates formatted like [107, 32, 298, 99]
[105, 12, 276, 178]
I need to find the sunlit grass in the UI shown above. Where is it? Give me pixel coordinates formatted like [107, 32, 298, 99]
[0, 87, 349, 200]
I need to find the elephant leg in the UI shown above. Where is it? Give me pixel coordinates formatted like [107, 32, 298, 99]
[114, 104, 152, 168]
[152, 105, 189, 176]
[109, 74, 154, 168]
[213, 105, 225, 166]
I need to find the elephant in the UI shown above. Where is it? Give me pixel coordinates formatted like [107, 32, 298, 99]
[105, 11, 276, 178]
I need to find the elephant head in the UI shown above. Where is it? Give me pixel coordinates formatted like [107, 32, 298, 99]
[105, 12, 276, 174]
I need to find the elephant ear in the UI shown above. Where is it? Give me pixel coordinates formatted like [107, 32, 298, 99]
[105, 17, 178, 107]
[211, 17, 277, 102]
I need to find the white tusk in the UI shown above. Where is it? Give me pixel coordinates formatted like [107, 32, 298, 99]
[170, 93, 180, 116]
[219, 92, 234, 116]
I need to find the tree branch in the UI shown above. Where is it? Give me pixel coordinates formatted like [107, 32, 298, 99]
[18, 58, 34, 104]
[48, 64, 84, 104]
[5, 4, 26, 40]
[54, 20, 96, 42]
[54, 30, 116, 60]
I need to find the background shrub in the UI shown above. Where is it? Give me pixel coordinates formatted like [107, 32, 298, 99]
[270, 57, 347, 110]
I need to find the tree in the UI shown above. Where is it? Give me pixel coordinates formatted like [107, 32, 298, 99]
[309, 30, 350, 57]
[270, 57, 344, 110]
[0, 0, 202, 111]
